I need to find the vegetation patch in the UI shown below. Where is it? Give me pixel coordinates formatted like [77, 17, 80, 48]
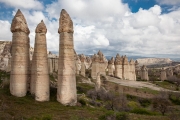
[99, 111, 129, 120]
[131, 108, 157, 115]
[77, 83, 94, 94]
[153, 81, 179, 91]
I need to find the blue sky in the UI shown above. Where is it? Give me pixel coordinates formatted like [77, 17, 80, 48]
[0, 0, 180, 59]
[123, 0, 157, 13]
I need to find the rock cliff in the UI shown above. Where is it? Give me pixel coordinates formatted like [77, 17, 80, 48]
[136, 58, 172, 66]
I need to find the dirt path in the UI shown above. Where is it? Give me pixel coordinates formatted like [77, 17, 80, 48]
[106, 76, 179, 93]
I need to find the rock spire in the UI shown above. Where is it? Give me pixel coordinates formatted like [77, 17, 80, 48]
[57, 9, 77, 106]
[31, 20, 49, 101]
[10, 9, 30, 97]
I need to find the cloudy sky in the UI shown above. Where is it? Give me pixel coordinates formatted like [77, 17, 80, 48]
[0, 0, 180, 58]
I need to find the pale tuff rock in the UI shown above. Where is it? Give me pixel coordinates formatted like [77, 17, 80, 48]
[0, 41, 59, 74]
[10, 9, 30, 97]
[123, 55, 129, 79]
[48, 57, 58, 74]
[114, 54, 136, 80]
[160, 68, 167, 81]
[135, 60, 139, 66]
[95, 72, 101, 91]
[31, 20, 49, 101]
[166, 68, 173, 77]
[91, 50, 107, 79]
[91, 54, 99, 79]
[140, 65, 149, 80]
[129, 59, 136, 81]
[108, 57, 114, 76]
[11, 9, 30, 34]
[58, 9, 73, 33]
[57, 9, 77, 106]
[80, 63, 86, 77]
[136, 58, 172, 66]
[75, 55, 81, 74]
[84, 56, 92, 69]
[114, 54, 123, 79]
[79, 54, 86, 77]
[0, 41, 11, 72]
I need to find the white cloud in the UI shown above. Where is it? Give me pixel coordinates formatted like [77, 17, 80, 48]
[0, 0, 43, 10]
[0, 20, 11, 40]
[156, 0, 180, 5]
[1, 0, 180, 58]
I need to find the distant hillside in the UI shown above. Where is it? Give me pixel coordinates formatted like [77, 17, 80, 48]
[136, 58, 172, 66]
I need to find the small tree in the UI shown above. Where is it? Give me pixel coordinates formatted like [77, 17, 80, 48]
[105, 92, 129, 111]
[168, 76, 180, 90]
[152, 91, 171, 115]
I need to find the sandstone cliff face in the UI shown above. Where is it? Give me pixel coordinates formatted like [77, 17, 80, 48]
[136, 58, 172, 66]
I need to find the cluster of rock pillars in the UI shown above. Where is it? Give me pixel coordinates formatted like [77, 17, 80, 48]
[9, 9, 150, 106]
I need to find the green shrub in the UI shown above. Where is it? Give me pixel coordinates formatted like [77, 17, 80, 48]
[42, 114, 52, 120]
[49, 74, 55, 81]
[77, 83, 94, 94]
[85, 69, 91, 78]
[99, 111, 129, 120]
[138, 98, 151, 107]
[126, 94, 137, 101]
[131, 108, 156, 115]
[78, 98, 87, 106]
[169, 94, 180, 105]
[116, 112, 129, 120]
[70, 115, 93, 120]
[128, 101, 139, 109]
[28, 114, 52, 120]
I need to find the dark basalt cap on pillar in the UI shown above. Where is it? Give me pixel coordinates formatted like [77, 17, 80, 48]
[11, 9, 30, 34]
[35, 20, 47, 33]
[58, 9, 74, 33]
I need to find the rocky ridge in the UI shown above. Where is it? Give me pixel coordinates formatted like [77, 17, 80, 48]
[136, 58, 172, 66]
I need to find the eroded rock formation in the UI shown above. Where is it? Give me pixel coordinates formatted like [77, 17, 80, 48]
[31, 20, 49, 101]
[10, 9, 30, 97]
[140, 65, 149, 80]
[57, 9, 77, 106]
[91, 50, 107, 79]
[79, 54, 86, 77]
[114, 54, 123, 79]
[123, 55, 129, 79]
[160, 68, 167, 81]
[95, 72, 101, 91]
[129, 59, 136, 81]
[108, 57, 114, 76]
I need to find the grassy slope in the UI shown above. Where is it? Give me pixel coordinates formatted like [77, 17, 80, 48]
[153, 81, 180, 91]
[0, 86, 105, 120]
[0, 72, 178, 120]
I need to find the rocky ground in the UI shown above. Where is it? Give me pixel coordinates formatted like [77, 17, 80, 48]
[106, 76, 178, 92]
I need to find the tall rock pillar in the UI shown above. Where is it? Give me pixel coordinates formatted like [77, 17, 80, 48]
[32, 20, 49, 101]
[140, 65, 149, 81]
[91, 54, 100, 79]
[80, 54, 86, 77]
[10, 9, 30, 97]
[123, 55, 129, 80]
[129, 59, 136, 81]
[160, 68, 167, 81]
[57, 9, 77, 105]
[108, 57, 114, 76]
[114, 54, 123, 79]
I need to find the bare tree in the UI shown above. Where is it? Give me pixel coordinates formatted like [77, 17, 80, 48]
[152, 91, 171, 115]
[105, 92, 129, 111]
[168, 76, 180, 90]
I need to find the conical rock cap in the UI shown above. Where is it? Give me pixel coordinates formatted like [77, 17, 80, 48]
[58, 9, 73, 33]
[35, 20, 47, 33]
[11, 9, 30, 34]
